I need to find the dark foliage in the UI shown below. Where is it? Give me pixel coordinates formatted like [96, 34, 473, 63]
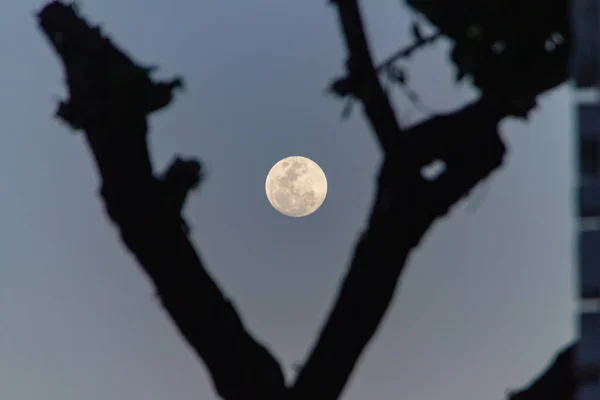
[406, 0, 569, 101]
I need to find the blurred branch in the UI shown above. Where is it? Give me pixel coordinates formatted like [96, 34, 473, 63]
[507, 342, 577, 400]
[36, 2, 573, 400]
[291, 97, 507, 400]
[36, 3, 287, 400]
[294, 0, 571, 397]
[290, 2, 508, 400]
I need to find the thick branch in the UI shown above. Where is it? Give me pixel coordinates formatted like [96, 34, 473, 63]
[327, 0, 403, 152]
[37, 3, 287, 400]
[290, 2, 509, 399]
[97, 159, 287, 400]
[292, 0, 570, 398]
[291, 96, 506, 400]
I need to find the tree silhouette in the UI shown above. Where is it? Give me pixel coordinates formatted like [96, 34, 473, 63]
[507, 343, 576, 400]
[36, 1, 574, 399]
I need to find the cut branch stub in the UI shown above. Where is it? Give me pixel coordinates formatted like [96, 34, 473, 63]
[329, 76, 355, 97]
[37, 1, 184, 132]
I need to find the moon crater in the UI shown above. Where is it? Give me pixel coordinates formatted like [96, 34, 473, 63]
[265, 156, 327, 217]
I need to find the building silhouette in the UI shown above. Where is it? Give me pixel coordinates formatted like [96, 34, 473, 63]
[573, 1, 600, 399]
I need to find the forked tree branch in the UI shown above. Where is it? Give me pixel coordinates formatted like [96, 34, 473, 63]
[37, 3, 287, 400]
[290, 1, 571, 399]
[289, 2, 508, 399]
[37, 2, 569, 400]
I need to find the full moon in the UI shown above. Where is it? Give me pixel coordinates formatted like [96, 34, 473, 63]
[265, 156, 328, 217]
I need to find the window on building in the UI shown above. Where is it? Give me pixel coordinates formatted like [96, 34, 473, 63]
[581, 137, 599, 182]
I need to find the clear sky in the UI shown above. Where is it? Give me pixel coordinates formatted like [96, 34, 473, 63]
[0, 1, 576, 399]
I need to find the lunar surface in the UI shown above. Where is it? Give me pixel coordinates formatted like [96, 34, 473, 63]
[265, 156, 327, 217]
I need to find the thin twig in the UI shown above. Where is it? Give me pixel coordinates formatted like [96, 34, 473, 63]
[376, 32, 441, 73]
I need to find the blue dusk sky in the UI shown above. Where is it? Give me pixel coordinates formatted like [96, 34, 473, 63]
[0, 1, 575, 399]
